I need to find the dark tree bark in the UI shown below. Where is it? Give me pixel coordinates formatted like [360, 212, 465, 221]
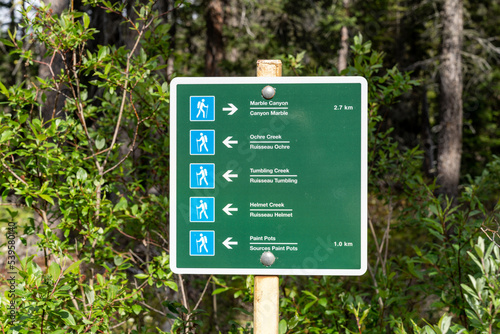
[166, 0, 177, 82]
[420, 86, 436, 177]
[205, 0, 224, 76]
[437, 0, 463, 198]
[338, 0, 350, 72]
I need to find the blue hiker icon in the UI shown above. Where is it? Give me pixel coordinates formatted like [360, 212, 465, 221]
[190, 130, 215, 155]
[190, 197, 215, 222]
[190, 163, 215, 189]
[190, 96, 215, 121]
[190, 230, 215, 256]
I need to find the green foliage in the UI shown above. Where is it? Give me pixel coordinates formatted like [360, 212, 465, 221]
[0, 0, 175, 332]
[461, 237, 500, 332]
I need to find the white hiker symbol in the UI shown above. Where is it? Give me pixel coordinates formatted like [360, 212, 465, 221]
[196, 166, 209, 186]
[196, 99, 209, 118]
[196, 132, 209, 152]
[196, 233, 208, 253]
[197, 200, 209, 220]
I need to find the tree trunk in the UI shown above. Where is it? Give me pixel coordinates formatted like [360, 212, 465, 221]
[420, 86, 435, 177]
[338, 0, 350, 72]
[166, 0, 177, 82]
[205, 0, 224, 76]
[437, 0, 463, 198]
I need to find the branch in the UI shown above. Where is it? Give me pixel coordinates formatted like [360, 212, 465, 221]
[83, 147, 112, 160]
[193, 275, 212, 311]
[0, 203, 26, 207]
[138, 301, 166, 316]
[178, 274, 189, 311]
[1, 160, 29, 187]
[60, 52, 101, 172]
[183, 275, 213, 332]
[110, 320, 127, 330]
[481, 227, 500, 248]
[102, 26, 145, 170]
[115, 227, 166, 251]
[103, 120, 139, 175]
[368, 216, 383, 272]
[156, 1, 184, 19]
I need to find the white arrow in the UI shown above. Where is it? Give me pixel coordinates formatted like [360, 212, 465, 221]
[223, 170, 238, 182]
[223, 237, 238, 249]
[223, 203, 238, 215]
[223, 136, 238, 148]
[223, 103, 238, 115]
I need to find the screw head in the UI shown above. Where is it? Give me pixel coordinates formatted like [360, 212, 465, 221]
[260, 251, 276, 267]
[261, 85, 276, 100]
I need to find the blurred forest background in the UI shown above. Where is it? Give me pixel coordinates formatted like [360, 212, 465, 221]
[0, 0, 499, 333]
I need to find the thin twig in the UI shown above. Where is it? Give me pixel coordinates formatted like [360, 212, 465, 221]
[178, 274, 189, 310]
[0, 203, 26, 207]
[83, 147, 112, 160]
[115, 227, 166, 250]
[184, 275, 213, 332]
[102, 28, 145, 169]
[110, 320, 127, 330]
[367, 264, 384, 310]
[193, 275, 213, 311]
[103, 125, 139, 175]
[68, 290, 81, 311]
[368, 216, 383, 270]
[382, 198, 393, 274]
[481, 227, 500, 248]
[1, 161, 29, 186]
[138, 301, 166, 316]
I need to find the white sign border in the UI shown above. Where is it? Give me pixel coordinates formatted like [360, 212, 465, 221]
[170, 76, 368, 276]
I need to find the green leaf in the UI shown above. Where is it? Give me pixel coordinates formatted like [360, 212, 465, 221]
[438, 313, 452, 334]
[95, 135, 105, 150]
[0, 37, 14, 47]
[98, 46, 108, 60]
[296, 50, 306, 63]
[212, 287, 230, 295]
[132, 304, 142, 315]
[48, 262, 61, 281]
[162, 82, 169, 93]
[63, 260, 82, 276]
[279, 319, 287, 334]
[359, 307, 371, 325]
[39, 194, 54, 205]
[85, 289, 95, 305]
[114, 197, 128, 211]
[104, 63, 111, 75]
[114, 255, 123, 266]
[303, 299, 318, 313]
[58, 310, 76, 326]
[288, 315, 299, 329]
[134, 273, 149, 279]
[18, 113, 29, 124]
[76, 168, 87, 181]
[0, 130, 13, 143]
[96, 273, 105, 286]
[165, 280, 178, 291]
[83, 13, 90, 29]
[0, 81, 9, 97]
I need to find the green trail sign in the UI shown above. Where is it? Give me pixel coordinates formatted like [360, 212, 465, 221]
[170, 77, 367, 275]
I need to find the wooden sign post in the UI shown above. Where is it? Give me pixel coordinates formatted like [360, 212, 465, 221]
[253, 60, 282, 334]
[169, 59, 367, 333]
